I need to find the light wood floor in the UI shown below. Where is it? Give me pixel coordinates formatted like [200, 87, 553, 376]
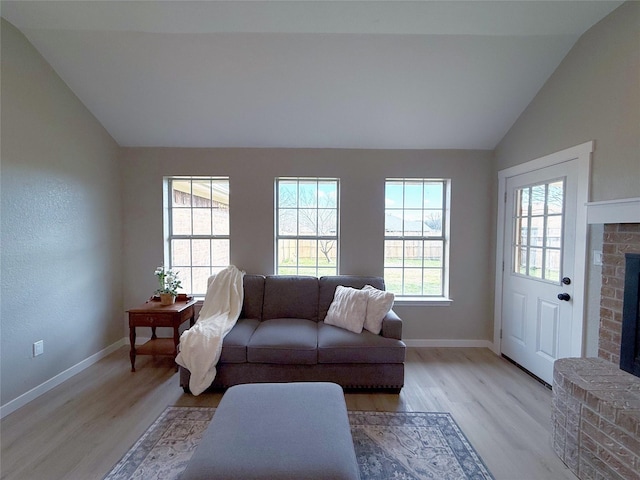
[1, 347, 576, 480]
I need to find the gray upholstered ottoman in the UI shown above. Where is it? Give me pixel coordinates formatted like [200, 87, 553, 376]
[181, 382, 361, 480]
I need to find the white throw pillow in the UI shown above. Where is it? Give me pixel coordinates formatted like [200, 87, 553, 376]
[362, 285, 394, 334]
[324, 286, 369, 333]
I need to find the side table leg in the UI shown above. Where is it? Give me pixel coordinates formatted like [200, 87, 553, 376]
[129, 326, 136, 372]
[173, 326, 180, 372]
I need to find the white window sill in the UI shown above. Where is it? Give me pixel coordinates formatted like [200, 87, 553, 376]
[394, 297, 452, 306]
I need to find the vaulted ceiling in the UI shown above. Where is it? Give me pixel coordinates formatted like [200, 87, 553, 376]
[1, 1, 622, 149]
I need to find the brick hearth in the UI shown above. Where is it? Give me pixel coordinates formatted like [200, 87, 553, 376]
[553, 358, 640, 480]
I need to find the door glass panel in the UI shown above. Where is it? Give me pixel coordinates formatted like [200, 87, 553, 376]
[546, 249, 561, 282]
[518, 188, 530, 216]
[547, 181, 564, 214]
[530, 185, 546, 215]
[513, 179, 565, 282]
[530, 216, 544, 247]
[546, 216, 562, 248]
[517, 217, 528, 245]
[515, 246, 528, 275]
[529, 248, 544, 278]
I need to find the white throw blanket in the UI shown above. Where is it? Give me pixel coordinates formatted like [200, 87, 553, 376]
[175, 265, 244, 395]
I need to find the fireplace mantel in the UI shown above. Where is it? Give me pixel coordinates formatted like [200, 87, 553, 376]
[586, 197, 640, 224]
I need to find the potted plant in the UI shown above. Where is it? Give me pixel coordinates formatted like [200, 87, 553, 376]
[154, 266, 182, 305]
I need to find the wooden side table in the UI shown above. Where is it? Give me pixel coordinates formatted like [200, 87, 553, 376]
[127, 298, 197, 372]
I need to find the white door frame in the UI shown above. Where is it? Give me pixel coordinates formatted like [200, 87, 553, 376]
[493, 141, 593, 357]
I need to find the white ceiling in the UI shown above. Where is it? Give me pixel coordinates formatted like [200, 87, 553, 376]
[1, 1, 623, 149]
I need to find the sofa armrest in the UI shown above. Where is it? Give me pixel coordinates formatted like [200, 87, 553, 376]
[381, 309, 402, 340]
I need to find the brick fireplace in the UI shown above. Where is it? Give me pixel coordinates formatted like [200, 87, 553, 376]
[552, 222, 640, 480]
[598, 223, 640, 364]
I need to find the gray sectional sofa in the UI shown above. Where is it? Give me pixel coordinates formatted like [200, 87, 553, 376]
[179, 275, 406, 392]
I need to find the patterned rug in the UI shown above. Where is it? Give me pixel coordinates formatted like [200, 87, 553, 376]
[104, 407, 493, 480]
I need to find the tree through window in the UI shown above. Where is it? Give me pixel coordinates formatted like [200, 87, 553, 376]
[276, 178, 339, 276]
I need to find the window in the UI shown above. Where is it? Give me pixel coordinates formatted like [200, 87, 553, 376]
[276, 178, 339, 276]
[384, 178, 450, 298]
[513, 179, 564, 283]
[165, 176, 230, 296]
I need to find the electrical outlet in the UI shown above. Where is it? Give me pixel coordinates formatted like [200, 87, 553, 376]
[33, 340, 44, 357]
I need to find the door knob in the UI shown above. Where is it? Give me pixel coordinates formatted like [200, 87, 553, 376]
[557, 293, 571, 301]
[562, 277, 571, 285]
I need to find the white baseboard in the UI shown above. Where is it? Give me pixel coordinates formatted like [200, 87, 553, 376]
[403, 339, 494, 349]
[0, 338, 126, 419]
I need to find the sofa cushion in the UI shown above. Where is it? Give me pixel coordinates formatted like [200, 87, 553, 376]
[362, 285, 395, 335]
[317, 323, 406, 364]
[318, 275, 385, 321]
[240, 275, 265, 320]
[248, 318, 318, 364]
[323, 286, 368, 334]
[262, 276, 319, 321]
[220, 318, 260, 363]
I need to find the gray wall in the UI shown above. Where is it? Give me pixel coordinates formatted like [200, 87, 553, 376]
[3, 1, 636, 409]
[121, 148, 495, 342]
[493, 2, 639, 356]
[0, 20, 123, 406]
[495, 2, 639, 202]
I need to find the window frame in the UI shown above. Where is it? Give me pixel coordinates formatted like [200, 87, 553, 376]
[275, 177, 340, 277]
[384, 178, 451, 302]
[512, 178, 565, 284]
[164, 176, 230, 297]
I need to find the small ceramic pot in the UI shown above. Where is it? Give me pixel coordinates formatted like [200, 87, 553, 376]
[159, 293, 176, 305]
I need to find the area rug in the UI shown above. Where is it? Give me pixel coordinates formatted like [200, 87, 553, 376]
[104, 406, 494, 480]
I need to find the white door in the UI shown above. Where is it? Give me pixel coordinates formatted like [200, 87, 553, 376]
[500, 152, 588, 384]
